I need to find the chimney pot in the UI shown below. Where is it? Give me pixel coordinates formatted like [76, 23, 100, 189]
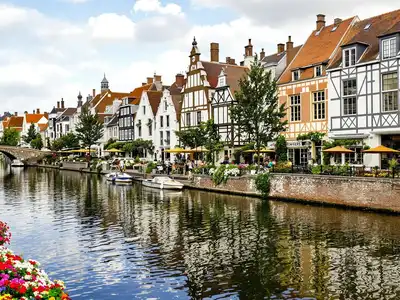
[142, 82, 147, 86]
[147, 77, 154, 84]
[286, 36, 293, 51]
[231, 58, 236, 65]
[154, 75, 162, 82]
[175, 73, 185, 88]
[277, 43, 285, 53]
[57, 101, 60, 109]
[316, 14, 326, 31]
[245, 38, 253, 57]
[14, 112, 17, 116]
[210, 42, 219, 62]
[260, 48, 265, 60]
[61, 98, 65, 109]
[32, 110, 35, 114]
[36, 108, 40, 114]
[334, 18, 342, 25]
[92, 89, 96, 98]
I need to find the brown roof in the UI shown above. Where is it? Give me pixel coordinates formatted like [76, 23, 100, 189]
[329, 10, 400, 68]
[5, 116, 23, 129]
[60, 108, 77, 116]
[147, 91, 162, 116]
[38, 124, 48, 132]
[262, 51, 287, 65]
[201, 61, 248, 91]
[171, 94, 182, 122]
[96, 92, 130, 114]
[128, 83, 153, 104]
[97, 114, 113, 124]
[279, 17, 355, 84]
[25, 113, 47, 124]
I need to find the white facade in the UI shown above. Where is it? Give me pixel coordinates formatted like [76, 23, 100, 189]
[134, 92, 157, 160]
[328, 42, 400, 167]
[154, 89, 179, 161]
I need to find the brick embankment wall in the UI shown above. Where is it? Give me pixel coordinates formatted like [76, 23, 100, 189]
[192, 174, 400, 212]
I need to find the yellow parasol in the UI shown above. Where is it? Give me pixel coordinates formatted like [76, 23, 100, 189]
[243, 148, 275, 153]
[105, 148, 124, 153]
[191, 146, 209, 152]
[362, 145, 400, 154]
[165, 147, 194, 153]
[323, 146, 354, 153]
[70, 149, 96, 153]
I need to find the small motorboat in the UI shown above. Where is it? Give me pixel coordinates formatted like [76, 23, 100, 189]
[105, 172, 133, 184]
[11, 159, 24, 167]
[142, 176, 184, 190]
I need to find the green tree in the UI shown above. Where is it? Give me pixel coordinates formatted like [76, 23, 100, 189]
[23, 124, 37, 144]
[30, 134, 43, 150]
[0, 128, 20, 146]
[75, 107, 104, 165]
[230, 56, 287, 167]
[61, 132, 80, 149]
[175, 126, 206, 149]
[275, 135, 288, 162]
[203, 119, 223, 164]
[123, 139, 154, 157]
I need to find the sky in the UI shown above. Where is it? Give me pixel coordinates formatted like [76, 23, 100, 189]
[1, 0, 399, 114]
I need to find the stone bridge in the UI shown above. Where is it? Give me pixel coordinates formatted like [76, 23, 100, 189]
[0, 146, 48, 164]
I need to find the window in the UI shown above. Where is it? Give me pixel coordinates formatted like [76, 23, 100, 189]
[166, 131, 170, 145]
[343, 79, 357, 115]
[166, 115, 170, 127]
[313, 91, 326, 120]
[65, 125, 69, 132]
[160, 131, 164, 146]
[382, 38, 397, 59]
[343, 48, 356, 67]
[218, 77, 225, 87]
[149, 122, 152, 136]
[382, 73, 398, 111]
[186, 113, 191, 126]
[143, 106, 146, 115]
[138, 126, 142, 137]
[290, 94, 301, 122]
[164, 101, 168, 111]
[315, 66, 322, 77]
[292, 70, 300, 81]
[160, 116, 164, 128]
[364, 23, 371, 30]
[197, 111, 202, 125]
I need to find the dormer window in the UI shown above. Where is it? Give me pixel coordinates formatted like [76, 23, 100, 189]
[218, 76, 226, 87]
[315, 66, 322, 77]
[382, 37, 397, 59]
[364, 23, 371, 30]
[343, 48, 356, 67]
[292, 70, 300, 81]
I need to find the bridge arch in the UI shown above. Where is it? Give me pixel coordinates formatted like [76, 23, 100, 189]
[0, 146, 47, 164]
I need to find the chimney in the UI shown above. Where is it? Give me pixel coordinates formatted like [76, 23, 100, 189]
[92, 89, 96, 98]
[277, 43, 285, 53]
[175, 73, 185, 88]
[36, 108, 40, 114]
[245, 39, 253, 57]
[14, 112, 17, 116]
[260, 48, 265, 60]
[230, 58, 236, 65]
[334, 18, 342, 25]
[147, 77, 154, 84]
[316, 14, 326, 31]
[142, 82, 147, 86]
[32, 110, 35, 114]
[210, 42, 219, 62]
[286, 36, 293, 51]
[61, 98, 65, 109]
[57, 101, 60, 109]
[154, 74, 162, 82]
[25, 111, 28, 115]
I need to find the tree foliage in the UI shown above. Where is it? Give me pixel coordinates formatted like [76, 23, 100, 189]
[51, 133, 80, 151]
[230, 56, 287, 166]
[175, 127, 206, 149]
[75, 107, 104, 151]
[0, 128, 20, 146]
[30, 134, 43, 150]
[275, 135, 288, 162]
[23, 124, 38, 144]
[123, 139, 154, 157]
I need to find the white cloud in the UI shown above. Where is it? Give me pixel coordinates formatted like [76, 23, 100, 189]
[133, 0, 183, 16]
[0, 4, 30, 27]
[88, 13, 136, 40]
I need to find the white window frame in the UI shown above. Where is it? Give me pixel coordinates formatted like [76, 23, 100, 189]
[197, 111, 202, 125]
[313, 91, 326, 120]
[382, 72, 399, 112]
[218, 76, 225, 87]
[343, 47, 356, 67]
[292, 70, 300, 81]
[290, 94, 301, 122]
[343, 79, 357, 116]
[382, 37, 397, 59]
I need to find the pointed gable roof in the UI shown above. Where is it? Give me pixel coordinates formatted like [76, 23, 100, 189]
[201, 61, 248, 90]
[279, 16, 355, 84]
[25, 113, 48, 124]
[329, 9, 400, 68]
[147, 91, 162, 116]
[128, 83, 153, 105]
[5, 116, 24, 131]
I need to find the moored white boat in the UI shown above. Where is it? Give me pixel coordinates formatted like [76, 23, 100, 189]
[105, 172, 133, 184]
[142, 176, 184, 190]
[11, 160, 24, 167]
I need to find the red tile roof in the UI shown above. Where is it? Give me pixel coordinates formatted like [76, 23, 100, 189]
[4, 116, 23, 129]
[147, 91, 162, 116]
[129, 83, 153, 105]
[38, 124, 48, 132]
[25, 113, 47, 124]
[201, 61, 248, 91]
[329, 9, 400, 68]
[279, 17, 355, 84]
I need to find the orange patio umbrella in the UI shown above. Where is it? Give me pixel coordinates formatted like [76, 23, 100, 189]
[362, 145, 400, 154]
[323, 146, 355, 153]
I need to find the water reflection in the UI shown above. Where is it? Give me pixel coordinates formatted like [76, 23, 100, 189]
[1, 166, 400, 299]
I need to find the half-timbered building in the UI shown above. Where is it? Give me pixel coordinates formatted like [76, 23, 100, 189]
[328, 9, 400, 167]
[278, 14, 356, 165]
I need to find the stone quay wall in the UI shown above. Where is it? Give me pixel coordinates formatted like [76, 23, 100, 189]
[61, 161, 89, 170]
[192, 174, 400, 212]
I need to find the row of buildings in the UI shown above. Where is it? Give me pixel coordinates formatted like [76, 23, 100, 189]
[1, 9, 400, 167]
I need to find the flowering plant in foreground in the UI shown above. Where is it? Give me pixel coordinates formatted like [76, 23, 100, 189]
[0, 222, 70, 300]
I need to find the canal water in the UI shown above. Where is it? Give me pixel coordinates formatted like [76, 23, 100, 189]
[1, 166, 400, 299]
